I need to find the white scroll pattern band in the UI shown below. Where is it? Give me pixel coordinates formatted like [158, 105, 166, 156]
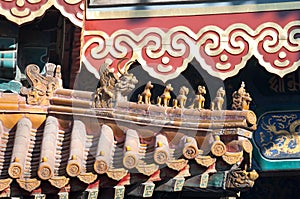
[82, 21, 300, 82]
[0, 0, 83, 27]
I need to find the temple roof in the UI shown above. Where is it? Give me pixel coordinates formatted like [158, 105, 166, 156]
[0, 63, 258, 198]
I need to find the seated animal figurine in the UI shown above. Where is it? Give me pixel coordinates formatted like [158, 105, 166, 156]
[138, 81, 154, 104]
[157, 84, 173, 107]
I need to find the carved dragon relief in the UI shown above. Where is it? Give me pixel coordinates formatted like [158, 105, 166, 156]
[20, 63, 62, 105]
[226, 169, 259, 190]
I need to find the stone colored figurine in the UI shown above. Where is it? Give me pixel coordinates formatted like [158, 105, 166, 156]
[226, 169, 259, 189]
[157, 84, 173, 107]
[93, 67, 116, 108]
[189, 85, 206, 109]
[173, 86, 189, 108]
[210, 87, 226, 110]
[93, 58, 138, 108]
[114, 59, 138, 102]
[138, 81, 154, 104]
[232, 81, 252, 110]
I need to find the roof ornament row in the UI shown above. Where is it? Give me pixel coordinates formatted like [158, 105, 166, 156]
[138, 81, 250, 111]
[93, 59, 251, 111]
[0, 62, 258, 196]
[18, 61, 251, 112]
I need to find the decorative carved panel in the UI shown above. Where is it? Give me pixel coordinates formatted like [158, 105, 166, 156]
[83, 10, 300, 82]
[49, 176, 70, 189]
[0, 0, 83, 26]
[16, 178, 41, 192]
[0, 179, 12, 191]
